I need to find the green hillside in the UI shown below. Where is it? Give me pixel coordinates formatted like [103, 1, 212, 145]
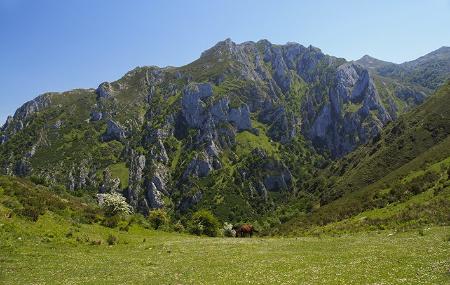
[1, 176, 449, 284]
[275, 81, 450, 235]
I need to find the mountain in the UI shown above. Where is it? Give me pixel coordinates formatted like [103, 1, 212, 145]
[0, 39, 448, 223]
[355, 55, 395, 70]
[275, 81, 450, 235]
[357, 46, 450, 90]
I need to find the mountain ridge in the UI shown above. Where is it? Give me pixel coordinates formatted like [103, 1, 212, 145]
[1, 39, 449, 224]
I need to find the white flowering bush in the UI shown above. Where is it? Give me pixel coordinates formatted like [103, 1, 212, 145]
[223, 222, 236, 237]
[100, 193, 132, 217]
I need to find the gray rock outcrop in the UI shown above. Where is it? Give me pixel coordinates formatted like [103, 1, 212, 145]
[102, 120, 127, 141]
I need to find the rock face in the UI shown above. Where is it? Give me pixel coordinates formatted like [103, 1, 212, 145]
[90, 111, 103, 122]
[126, 150, 146, 208]
[102, 120, 127, 141]
[145, 167, 168, 209]
[96, 82, 113, 99]
[303, 63, 392, 156]
[1, 94, 53, 137]
[99, 167, 120, 193]
[183, 158, 213, 178]
[182, 83, 214, 128]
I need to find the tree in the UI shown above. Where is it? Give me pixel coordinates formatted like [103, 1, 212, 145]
[100, 192, 132, 217]
[188, 210, 220, 237]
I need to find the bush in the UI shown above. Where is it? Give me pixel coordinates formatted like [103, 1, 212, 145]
[20, 205, 42, 221]
[148, 209, 169, 230]
[174, 221, 185, 233]
[188, 210, 220, 237]
[30, 176, 50, 186]
[222, 222, 236, 237]
[100, 193, 132, 217]
[102, 215, 121, 228]
[107, 234, 118, 245]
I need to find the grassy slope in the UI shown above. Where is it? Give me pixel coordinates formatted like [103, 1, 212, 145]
[333, 81, 450, 193]
[1, 213, 449, 284]
[1, 176, 449, 284]
[275, 81, 450, 235]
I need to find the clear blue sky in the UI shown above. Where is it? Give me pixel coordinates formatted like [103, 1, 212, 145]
[1, 0, 449, 124]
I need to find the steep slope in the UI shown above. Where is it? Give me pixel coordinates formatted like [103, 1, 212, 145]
[276, 81, 450, 234]
[0, 39, 447, 222]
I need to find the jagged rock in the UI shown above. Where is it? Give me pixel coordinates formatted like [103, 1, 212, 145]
[96, 82, 113, 99]
[268, 45, 291, 92]
[77, 159, 90, 189]
[145, 182, 164, 209]
[90, 111, 103, 121]
[68, 170, 75, 191]
[183, 158, 213, 178]
[2, 94, 53, 135]
[153, 139, 169, 164]
[310, 103, 332, 139]
[99, 167, 120, 193]
[1, 116, 13, 132]
[144, 164, 169, 209]
[305, 62, 393, 157]
[102, 120, 127, 141]
[126, 151, 146, 208]
[14, 94, 52, 123]
[181, 82, 213, 128]
[228, 104, 252, 130]
[179, 191, 203, 212]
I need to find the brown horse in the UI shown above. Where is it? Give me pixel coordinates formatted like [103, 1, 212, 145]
[234, 224, 258, 238]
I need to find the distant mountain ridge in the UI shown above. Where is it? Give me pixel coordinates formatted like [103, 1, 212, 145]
[356, 46, 450, 90]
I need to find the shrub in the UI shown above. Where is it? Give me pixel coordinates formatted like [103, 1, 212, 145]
[30, 176, 49, 186]
[222, 222, 236, 237]
[174, 221, 185, 233]
[128, 214, 148, 227]
[100, 193, 132, 217]
[148, 209, 169, 230]
[107, 234, 118, 245]
[188, 210, 220, 237]
[102, 215, 121, 228]
[20, 205, 42, 221]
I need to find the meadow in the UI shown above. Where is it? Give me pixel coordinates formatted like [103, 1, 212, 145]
[1, 211, 449, 285]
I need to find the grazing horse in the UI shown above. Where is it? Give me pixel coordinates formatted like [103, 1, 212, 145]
[234, 224, 258, 238]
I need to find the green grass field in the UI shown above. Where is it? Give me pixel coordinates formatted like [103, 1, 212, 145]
[1, 209, 449, 285]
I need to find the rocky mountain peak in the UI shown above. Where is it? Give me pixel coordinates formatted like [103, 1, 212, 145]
[1, 39, 448, 219]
